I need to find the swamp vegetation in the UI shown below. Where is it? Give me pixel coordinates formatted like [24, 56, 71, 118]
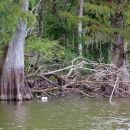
[0, 0, 130, 101]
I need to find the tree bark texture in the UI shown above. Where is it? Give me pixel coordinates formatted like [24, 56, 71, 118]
[110, 12, 130, 97]
[78, 0, 84, 56]
[37, 0, 46, 37]
[111, 13, 126, 68]
[51, 0, 57, 15]
[0, 0, 33, 101]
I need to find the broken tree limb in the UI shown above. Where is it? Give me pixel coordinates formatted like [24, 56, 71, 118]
[109, 76, 119, 103]
[27, 57, 130, 98]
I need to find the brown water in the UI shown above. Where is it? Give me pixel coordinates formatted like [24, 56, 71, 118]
[0, 97, 130, 130]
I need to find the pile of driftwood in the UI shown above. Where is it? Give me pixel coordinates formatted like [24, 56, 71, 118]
[26, 57, 130, 101]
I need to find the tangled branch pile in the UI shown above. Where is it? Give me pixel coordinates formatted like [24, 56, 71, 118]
[27, 57, 130, 99]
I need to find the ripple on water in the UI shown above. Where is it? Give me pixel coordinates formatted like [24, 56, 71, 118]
[1, 98, 130, 130]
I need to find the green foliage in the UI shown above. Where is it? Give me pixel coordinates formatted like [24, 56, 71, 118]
[60, 12, 78, 30]
[61, 49, 78, 66]
[1, 0, 130, 68]
[0, 1, 21, 44]
[84, 2, 112, 24]
[22, 11, 36, 27]
[85, 42, 109, 63]
[84, 2, 130, 43]
[0, 0, 36, 45]
[29, 0, 37, 7]
[45, 15, 67, 39]
[26, 36, 64, 58]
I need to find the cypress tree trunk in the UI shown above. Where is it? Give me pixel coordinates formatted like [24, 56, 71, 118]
[111, 13, 126, 68]
[0, 0, 33, 101]
[37, 0, 46, 37]
[78, 0, 84, 56]
[111, 12, 130, 97]
[51, 0, 57, 15]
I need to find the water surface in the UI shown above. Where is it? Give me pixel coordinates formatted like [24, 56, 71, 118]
[0, 97, 130, 130]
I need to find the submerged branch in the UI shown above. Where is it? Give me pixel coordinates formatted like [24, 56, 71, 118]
[109, 76, 119, 103]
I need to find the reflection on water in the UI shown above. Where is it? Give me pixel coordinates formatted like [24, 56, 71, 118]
[0, 101, 28, 130]
[0, 97, 130, 130]
[14, 102, 28, 128]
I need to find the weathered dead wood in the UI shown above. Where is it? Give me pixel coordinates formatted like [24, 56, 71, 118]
[28, 57, 130, 98]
